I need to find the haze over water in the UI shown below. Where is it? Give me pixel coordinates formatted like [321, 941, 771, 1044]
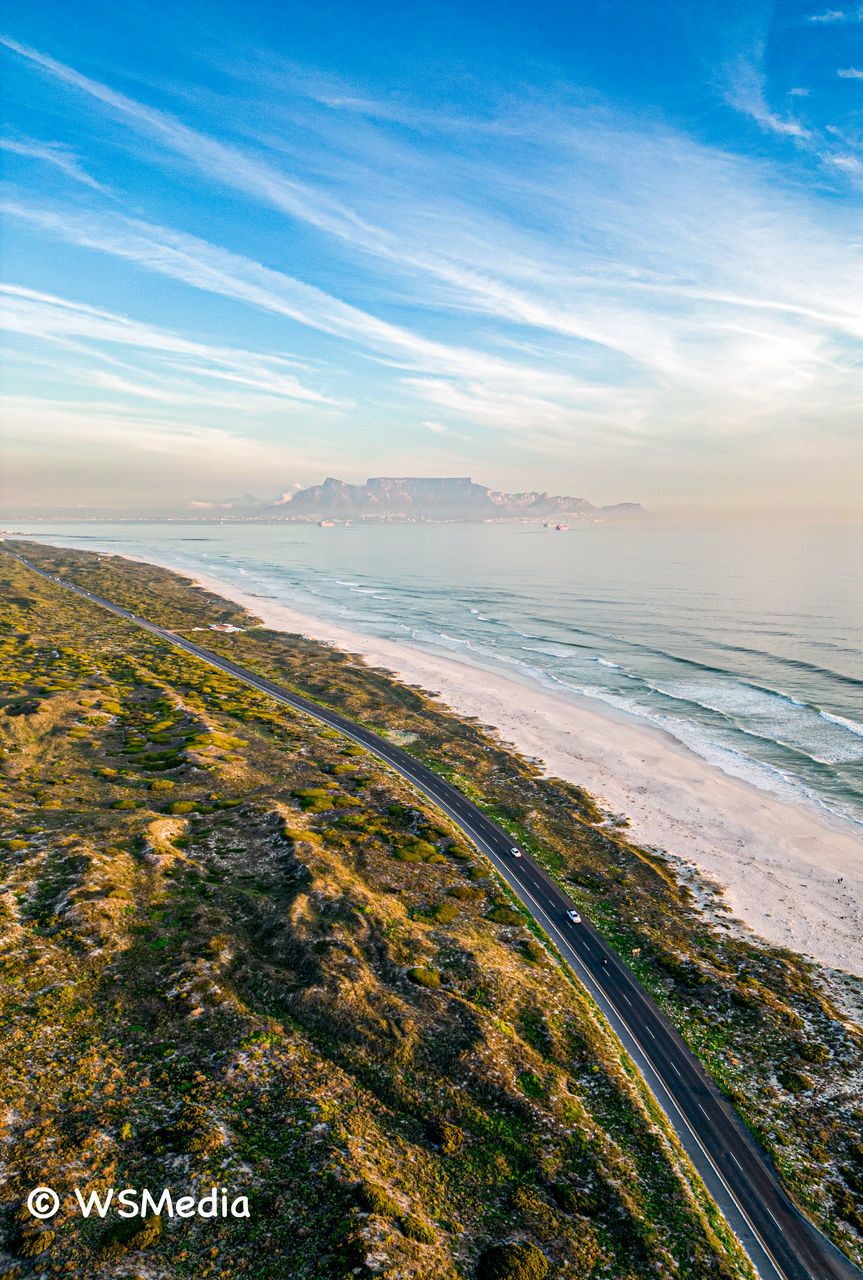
[24, 522, 863, 833]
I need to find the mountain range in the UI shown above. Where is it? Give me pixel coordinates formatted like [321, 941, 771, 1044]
[262, 476, 642, 522]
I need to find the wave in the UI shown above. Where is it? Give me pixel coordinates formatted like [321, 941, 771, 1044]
[575, 686, 863, 828]
[820, 710, 863, 738]
[514, 608, 863, 695]
[633, 678, 863, 766]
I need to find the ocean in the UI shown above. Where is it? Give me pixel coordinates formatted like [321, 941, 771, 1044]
[17, 521, 863, 832]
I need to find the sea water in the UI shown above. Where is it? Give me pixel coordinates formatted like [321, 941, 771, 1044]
[18, 521, 863, 832]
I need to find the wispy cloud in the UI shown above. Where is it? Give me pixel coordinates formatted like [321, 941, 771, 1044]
[0, 136, 107, 190]
[722, 52, 863, 195]
[2, 32, 862, 510]
[0, 284, 334, 405]
[724, 58, 813, 141]
[0, 35, 386, 253]
[808, 6, 863, 20]
[0, 203, 602, 408]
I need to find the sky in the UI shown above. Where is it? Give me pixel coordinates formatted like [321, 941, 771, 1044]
[1, 0, 863, 518]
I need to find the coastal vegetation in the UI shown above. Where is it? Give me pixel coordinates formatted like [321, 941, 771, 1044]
[1, 541, 861, 1276]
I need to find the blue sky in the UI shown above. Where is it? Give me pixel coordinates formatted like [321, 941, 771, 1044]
[2, 0, 862, 516]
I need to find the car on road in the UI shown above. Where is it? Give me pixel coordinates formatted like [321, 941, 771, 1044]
[566, 909, 582, 923]
[509, 846, 522, 857]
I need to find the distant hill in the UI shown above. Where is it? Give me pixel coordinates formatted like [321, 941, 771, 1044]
[263, 476, 643, 522]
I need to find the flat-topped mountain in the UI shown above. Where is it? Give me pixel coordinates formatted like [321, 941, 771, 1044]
[266, 476, 642, 522]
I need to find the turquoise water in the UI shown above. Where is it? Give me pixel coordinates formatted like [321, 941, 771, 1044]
[18, 522, 863, 831]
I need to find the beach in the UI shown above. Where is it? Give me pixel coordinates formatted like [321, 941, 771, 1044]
[137, 556, 863, 980]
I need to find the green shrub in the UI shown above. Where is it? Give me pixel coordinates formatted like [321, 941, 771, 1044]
[431, 902, 460, 924]
[161, 1102, 220, 1153]
[448, 885, 484, 902]
[168, 801, 196, 815]
[412, 839, 437, 859]
[407, 966, 442, 989]
[112, 798, 139, 811]
[798, 1041, 829, 1065]
[476, 1242, 549, 1280]
[486, 906, 523, 926]
[401, 1213, 435, 1243]
[550, 1183, 582, 1214]
[778, 1067, 812, 1093]
[517, 1070, 544, 1098]
[357, 1182, 399, 1217]
[292, 788, 336, 813]
[282, 827, 321, 845]
[510, 1186, 547, 1217]
[448, 843, 473, 859]
[521, 939, 547, 964]
[14, 1230, 55, 1258]
[394, 849, 423, 863]
[427, 1118, 466, 1153]
[830, 1181, 863, 1233]
[148, 778, 175, 792]
[100, 1213, 162, 1260]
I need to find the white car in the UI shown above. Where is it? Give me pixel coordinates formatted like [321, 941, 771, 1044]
[510, 846, 522, 858]
[566, 909, 582, 924]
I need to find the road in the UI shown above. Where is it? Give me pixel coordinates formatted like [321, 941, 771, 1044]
[10, 550, 862, 1280]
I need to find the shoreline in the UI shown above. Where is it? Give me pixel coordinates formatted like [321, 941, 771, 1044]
[35, 541, 863, 977]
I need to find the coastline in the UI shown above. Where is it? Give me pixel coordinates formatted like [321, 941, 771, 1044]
[46, 543, 863, 977]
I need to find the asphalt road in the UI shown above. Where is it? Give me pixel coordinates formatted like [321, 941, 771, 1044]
[11, 551, 862, 1280]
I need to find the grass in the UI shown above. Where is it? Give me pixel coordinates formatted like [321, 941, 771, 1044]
[0, 540, 859, 1276]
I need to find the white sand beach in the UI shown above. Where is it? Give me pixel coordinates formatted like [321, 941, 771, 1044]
[131, 554, 863, 978]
